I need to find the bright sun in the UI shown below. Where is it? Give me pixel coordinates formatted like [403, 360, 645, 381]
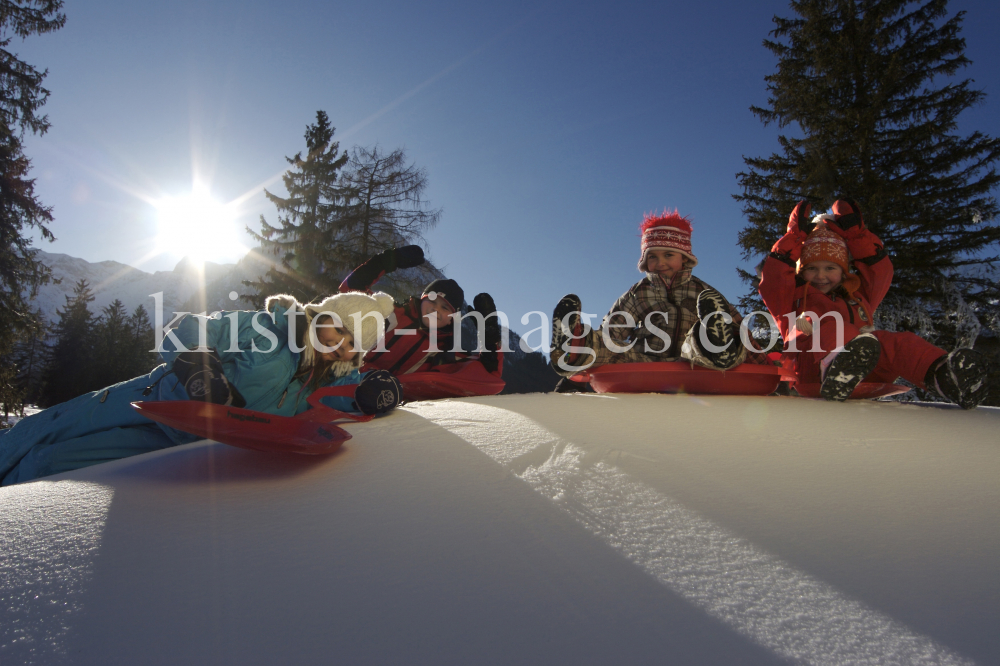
[154, 186, 243, 262]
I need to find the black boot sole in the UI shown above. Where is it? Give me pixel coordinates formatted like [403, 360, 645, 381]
[820, 334, 881, 402]
[551, 294, 583, 355]
[695, 289, 739, 368]
[933, 349, 991, 409]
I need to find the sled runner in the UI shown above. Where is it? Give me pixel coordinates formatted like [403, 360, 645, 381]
[790, 382, 911, 400]
[569, 361, 795, 396]
[289, 363, 505, 403]
[397, 361, 506, 401]
[764, 354, 913, 400]
[132, 386, 373, 455]
[132, 362, 506, 454]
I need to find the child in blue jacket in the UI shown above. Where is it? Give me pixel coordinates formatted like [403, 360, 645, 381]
[0, 291, 400, 485]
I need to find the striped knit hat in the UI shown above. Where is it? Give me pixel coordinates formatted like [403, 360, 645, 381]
[797, 223, 861, 294]
[638, 210, 698, 271]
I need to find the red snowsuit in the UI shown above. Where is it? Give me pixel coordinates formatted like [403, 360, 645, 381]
[759, 223, 945, 387]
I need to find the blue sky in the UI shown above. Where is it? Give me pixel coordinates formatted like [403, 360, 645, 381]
[18, 0, 1000, 342]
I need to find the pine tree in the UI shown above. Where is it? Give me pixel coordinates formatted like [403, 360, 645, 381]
[340, 145, 441, 263]
[0, 1, 66, 411]
[125, 304, 157, 379]
[38, 279, 97, 406]
[11, 307, 47, 396]
[2, 307, 46, 423]
[91, 299, 130, 388]
[735, 0, 1000, 336]
[735, 0, 1000, 403]
[337, 145, 442, 297]
[245, 110, 350, 305]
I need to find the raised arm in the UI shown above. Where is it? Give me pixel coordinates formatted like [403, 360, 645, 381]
[827, 199, 893, 309]
[339, 246, 426, 293]
[758, 201, 811, 340]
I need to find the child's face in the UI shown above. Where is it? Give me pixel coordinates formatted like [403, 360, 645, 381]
[314, 324, 357, 363]
[801, 261, 844, 294]
[646, 249, 685, 280]
[421, 296, 457, 330]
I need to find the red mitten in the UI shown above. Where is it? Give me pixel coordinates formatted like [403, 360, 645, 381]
[828, 199, 865, 240]
[771, 201, 812, 261]
[771, 232, 805, 261]
[787, 200, 815, 236]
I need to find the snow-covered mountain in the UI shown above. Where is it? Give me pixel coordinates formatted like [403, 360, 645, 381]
[29, 250, 242, 325]
[28, 249, 445, 324]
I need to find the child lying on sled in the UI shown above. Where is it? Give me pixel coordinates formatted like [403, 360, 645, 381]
[0, 291, 403, 486]
[550, 210, 768, 377]
[339, 246, 504, 377]
[758, 199, 990, 407]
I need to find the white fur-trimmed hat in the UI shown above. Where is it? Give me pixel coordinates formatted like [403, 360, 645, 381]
[304, 291, 395, 353]
[267, 291, 395, 376]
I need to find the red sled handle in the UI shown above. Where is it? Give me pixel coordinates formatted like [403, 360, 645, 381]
[299, 385, 373, 423]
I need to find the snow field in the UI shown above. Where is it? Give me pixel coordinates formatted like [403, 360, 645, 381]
[1, 393, 998, 665]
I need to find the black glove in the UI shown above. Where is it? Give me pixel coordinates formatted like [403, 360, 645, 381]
[831, 198, 864, 231]
[342, 246, 425, 291]
[392, 245, 425, 270]
[472, 293, 501, 373]
[472, 293, 501, 349]
[788, 200, 815, 236]
[173, 350, 246, 407]
[354, 369, 402, 415]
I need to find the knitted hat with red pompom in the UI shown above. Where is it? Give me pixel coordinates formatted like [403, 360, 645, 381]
[637, 210, 698, 272]
[797, 224, 861, 294]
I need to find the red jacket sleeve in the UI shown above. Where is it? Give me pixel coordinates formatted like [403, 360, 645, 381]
[831, 226, 893, 310]
[758, 250, 799, 342]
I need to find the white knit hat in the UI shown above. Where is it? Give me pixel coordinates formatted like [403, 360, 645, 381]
[267, 291, 395, 377]
[305, 291, 395, 368]
[305, 291, 395, 352]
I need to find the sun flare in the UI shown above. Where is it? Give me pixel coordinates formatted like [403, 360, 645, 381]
[154, 186, 244, 263]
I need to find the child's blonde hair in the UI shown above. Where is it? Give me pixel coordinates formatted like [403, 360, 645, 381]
[266, 291, 395, 385]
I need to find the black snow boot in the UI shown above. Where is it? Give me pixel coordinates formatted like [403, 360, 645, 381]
[554, 377, 595, 393]
[551, 294, 584, 355]
[925, 349, 990, 410]
[694, 289, 740, 369]
[819, 333, 881, 402]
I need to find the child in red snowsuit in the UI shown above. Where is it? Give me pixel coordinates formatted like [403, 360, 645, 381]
[339, 246, 504, 377]
[759, 199, 990, 408]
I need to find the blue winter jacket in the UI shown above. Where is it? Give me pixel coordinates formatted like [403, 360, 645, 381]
[0, 303, 361, 485]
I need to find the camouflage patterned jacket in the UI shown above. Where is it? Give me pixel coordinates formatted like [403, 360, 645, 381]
[603, 268, 767, 362]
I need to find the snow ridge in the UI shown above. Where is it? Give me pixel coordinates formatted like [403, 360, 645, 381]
[410, 400, 977, 666]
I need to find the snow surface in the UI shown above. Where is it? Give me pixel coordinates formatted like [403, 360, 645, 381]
[1, 406, 43, 429]
[1, 394, 998, 665]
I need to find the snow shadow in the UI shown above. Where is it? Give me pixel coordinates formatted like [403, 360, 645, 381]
[95, 438, 346, 487]
[48, 408, 786, 665]
[408, 396, 993, 665]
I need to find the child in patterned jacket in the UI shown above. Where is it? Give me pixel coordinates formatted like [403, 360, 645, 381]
[550, 210, 766, 377]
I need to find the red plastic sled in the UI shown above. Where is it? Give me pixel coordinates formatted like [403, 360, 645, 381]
[397, 361, 506, 401]
[791, 382, 912, 400]
[766, 352, 912, 400]
[570, 361, 796, 396]
[132, 387, 373, 455]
